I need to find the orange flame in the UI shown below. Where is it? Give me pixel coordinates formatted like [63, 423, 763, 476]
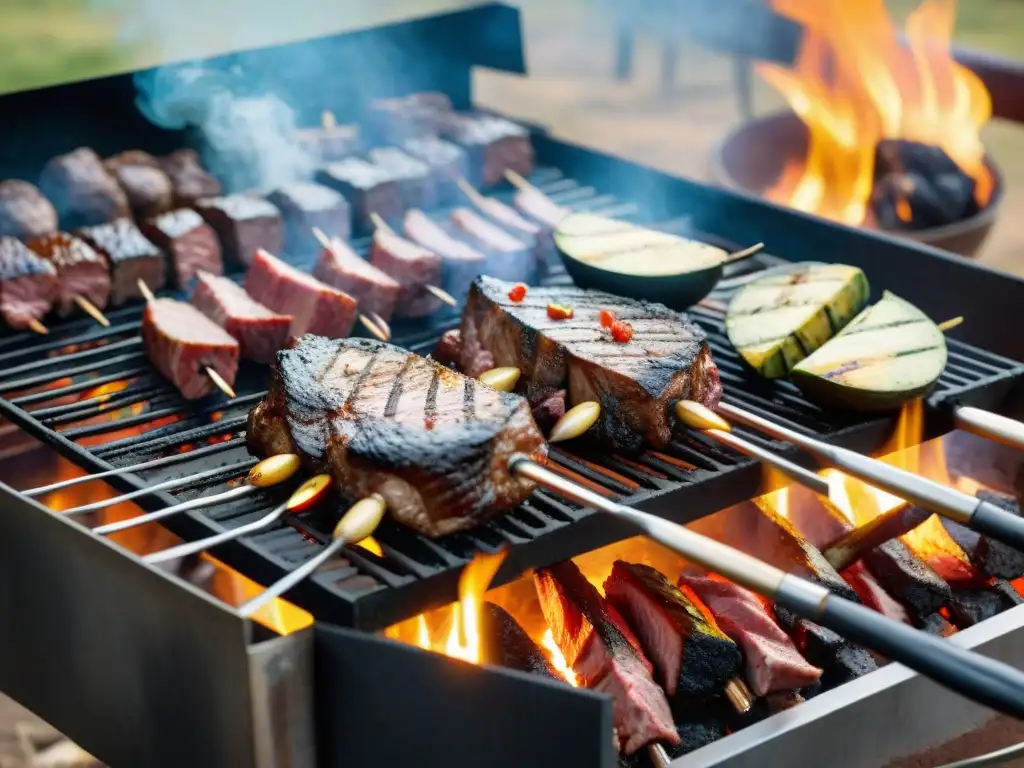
[759, 0, 992, 225]
[541, 629, 577, 686]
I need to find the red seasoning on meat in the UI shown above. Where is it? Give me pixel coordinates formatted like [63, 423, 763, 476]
[312, 238, 400, 321]
[191, 272, 292, 364]
[535, 561, 678, 756]
[0, 236, 57, 329]
[402, 209, 485, 303]
[142, 298, 239, 400]
[246, 248, 357, 338]
[26, 232, 110, 317]
[677, 572, 822, 697]
[141, 208, 224, 288]
[370, 223, 444, 318]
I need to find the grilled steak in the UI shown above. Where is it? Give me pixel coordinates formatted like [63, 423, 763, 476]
[39, 148, 130, 229]
[105, 151, 173, 218]
[439, 113, 534, 188]
[604, 561, 741, 698]
[141, 208, 223, 288]
[77, 217, 166, 304]
[460, 276, 722, 451]
[246, 336, 546, 537]
[369, 225, 444, 318]
[480, 602, 559, 678]
[535, 560, 678, 755]
[267, 182, 350, 256]
[195, 195, 283, 267]
[512, 183, 568, 230]
[403, 209, 485, 303]
[26, 232, 109, 317]
[191, 272, 291, 364]
[246, 249, 357, 338]
[367, 147, 438, 210]
[160, 149, 222, 207]
[677, 572, 822, 697]
[316, 158, 404, 235]
[402, 136, 469, 204]
[312, 239, 399, 322]
[0, 180, 58, 240]
[0, 237, 57, 328]
[450, 207, 535, 285]
[142, 298, 239, 400]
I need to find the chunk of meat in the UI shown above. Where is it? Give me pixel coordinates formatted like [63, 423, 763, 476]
[245, 249, 357, 338]
[195, 195, 283, 267]
[512, 183, 568, 230]
[369, 226, 444, 318]
[191, 272, 292, 364]
[105, 150, 174, 218]
[141, 208, 223, 288]
[312, 239, 399, 322]
[535, 561, 678, 755]
[367, 147, 438, 211]
[439, 113, 535, 188]
[403, 209, 485, 303]
[39, 148, 129, 228]
[0, 180, 58, 240]
[76, 217, 166, 304]
[160, 149, 222, 206]
[433, 328, 462, 368]
[267, 181, 350, 256]
[0, 237, 57, 328]
[450, 207, 535, 285]
[295, 121, 361, 164]
[142, 298, 239, 400]
[677, 572, 822, 697]
[26, 232, 110, 316]
[367, 92, 453, 143]
[316, 158, 403, 235]
[402, 136, 470, 204]
[246, 336, 546, 537]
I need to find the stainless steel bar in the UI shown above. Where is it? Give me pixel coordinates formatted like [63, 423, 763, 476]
[143, 502, 288, 564]
[955, 406, 1024, 452]
[702, 428, 830, 496]
[92, 484, 260, 535]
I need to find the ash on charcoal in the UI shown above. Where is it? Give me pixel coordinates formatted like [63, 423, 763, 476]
[920, 613, 957, 637]
[861, 539, 951, 623]
[871, 139, 980, 231]
[947, 579, 1024, 628]
[941, 490, 1024, 580]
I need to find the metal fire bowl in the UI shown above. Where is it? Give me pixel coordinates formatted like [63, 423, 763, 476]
[710, 110, 1005, 258]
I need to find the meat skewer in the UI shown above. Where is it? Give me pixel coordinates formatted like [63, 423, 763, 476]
[137, 278, 238, 399]
[503, 169, 570, 229]
[368, 212, 457, 310]
[454, 177, 551, 273]
[310, 226, 391, 341]
[0, 236, 56, 335]
[26, 232, 111, 328]
[190, 271, 293, 363]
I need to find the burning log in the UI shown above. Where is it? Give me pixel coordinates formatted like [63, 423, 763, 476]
[479, 602, 559, 679]
[940, 490, 1024, 580]
[946, 580, 1024, 629]
[857, 539, 952, 625]
[822, 504, 932, 572]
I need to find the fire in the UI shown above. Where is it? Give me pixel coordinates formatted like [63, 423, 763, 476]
[759, 0, 992, 225]
[356, 536, 383, 557]
[541, 629, 577, 686]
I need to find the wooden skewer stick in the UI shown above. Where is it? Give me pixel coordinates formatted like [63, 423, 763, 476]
[503, 168, 533, 192]
[455, 176, 490, 208]
[724, 242, 765, 263]
[27, 318, 48, 335]
[311, 226, 392, 341]
[938, 316, 964, 333]
[74, 295, 110, 327]
[368, 213, 458, 307]
[136, 278, 237, 399]
[322, 109, 336, 129]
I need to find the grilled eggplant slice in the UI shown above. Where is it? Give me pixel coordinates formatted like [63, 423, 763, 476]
[725, 263, 870, 379]
[791, 291, 947, 412]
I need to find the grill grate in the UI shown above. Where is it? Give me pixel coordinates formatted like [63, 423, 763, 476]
[1, 161, 1022, 630]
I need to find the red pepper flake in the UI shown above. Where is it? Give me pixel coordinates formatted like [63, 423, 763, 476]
[507, 283, 528, 302]
[610, 320, 633, 343]
[600, 309, 616, 328]
[546, 302, 574, 321]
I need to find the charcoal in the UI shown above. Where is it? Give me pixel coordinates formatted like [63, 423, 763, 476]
[871, 140, 979, 230]
[316, 158, 404, 235]
[920, 613, 957, 637]
[947, 579, 1023, 628]
[940, 490, 1024, 580]
[842, 560, 912, 624]
[267, 181, 350, 256]
[861, 539, 951, 623]
[770, 612, 877, 688]
[479, 602, 558, 679]
[195, 195, 283, 267]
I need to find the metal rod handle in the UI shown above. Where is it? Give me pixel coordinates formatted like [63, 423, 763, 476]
[237, 536, 348, 618]
[955, 406, 1024, 452]
[92, 485, 259, 535]
[704, 428, 830, 496]
[142, 502, 287, 564]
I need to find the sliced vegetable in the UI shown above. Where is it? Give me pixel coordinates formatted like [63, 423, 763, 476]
[790, 291, 947, 412]
[725, 263, 870, 379]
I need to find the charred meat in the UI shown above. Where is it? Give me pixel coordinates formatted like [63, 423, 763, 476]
[39, 148, 129, 228]
[26, 232, 109, 317]
[439, 113, 534, 188]
[0, 237, 57, 328]
[195, 195, 283, 267]
[369, 224, 444, 318]
[245, 249, 357, 338]
[105, 151, 174, 218]
[604, 561, 742, 699]
[460, 276, 722, 452]
[160, 149, 222, 207]
[141, 208, 224, 288]
[191, 272, 292, 364]
[246, 336, 546, 537]
[142, 298, 239, 400]
[535, 560, 678, 755]
[941, 489, 1024, 580]
[403, 209, 485, 303]
[678, 572, 822, 696]
[312, 238, 400, 322]
[267, 181, 351, 256]
[450, 207, 535, 285]
[480, 602, 559, 678]
[316, 158, 404, 235]
[0, 180, 58, 240]
[77, 217, 166, 304]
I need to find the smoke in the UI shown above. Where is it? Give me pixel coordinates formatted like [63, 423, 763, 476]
[133, 62, 314, 193]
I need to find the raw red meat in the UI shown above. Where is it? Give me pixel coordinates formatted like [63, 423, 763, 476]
[403, 209, 485, 303]
[191, 272, 292, 364]
[312, 238, 400, 322]
[369, 225, 443, 318]
[26, 232, 110, 317]
[0, 237, 57, 328]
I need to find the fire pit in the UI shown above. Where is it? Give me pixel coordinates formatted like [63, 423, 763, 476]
[710, 0, 1005, 258]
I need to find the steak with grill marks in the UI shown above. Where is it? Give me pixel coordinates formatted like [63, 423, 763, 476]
[246, 336, 546, 537]
[460, 276, 722, 452]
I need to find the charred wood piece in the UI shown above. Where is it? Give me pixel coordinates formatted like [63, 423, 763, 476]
[941, 490, 1024, 580]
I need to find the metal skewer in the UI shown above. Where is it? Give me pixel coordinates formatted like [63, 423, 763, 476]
[698, 400, 1024, 552]
[143, 473, 332, 564]
[137, 278, 238, 399]
[91, 454, 301, 535]
[310, 226, 392, 341]
[368, 213, 457, 307]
